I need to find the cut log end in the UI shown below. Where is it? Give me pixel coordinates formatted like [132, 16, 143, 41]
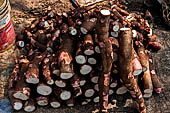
[50, 102, 61, 108]
[37, 100, 48, 106]
[80, 27, 88, 34]
[13, 92, 29, 101]
[93, 96, 99, 103]
[47, 80, 54, 85]
[60, 73, 73, 79]
[70, 28, 77, 36]
[60, 91, 71, 100]
[111, 31, 119, 37]
[101, 10, 110, 16]
[116, 86, 128, 95]
[24, 106, 36, 112]
[88, 58, 97, 65]
[55, 80, 66, 88]
[53, 70, 60, 76]
[154, 88, 162, 94]
[14, 102, 23, 111]
[91, 76, 99, 84]
[133, 69, 143, 76]
[17, 41, 25, 48]
[95, 46, 101, 53]
[144, 89, 153, 94]
[84, 49, 94, 56]
[80, 80, 86, 86]
[37, 85, 52, 96]
[80, 65, 92, 75]
[143, 93, 152, 98]
[120, 27, 131, 31]
[75, 55, 86, 64]
[26, 77, 39, 84]
[85, 89, 95, 97]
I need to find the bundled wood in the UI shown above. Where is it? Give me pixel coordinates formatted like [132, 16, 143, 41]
[96, 9, 113, 113]
[9, 2, 163, 113]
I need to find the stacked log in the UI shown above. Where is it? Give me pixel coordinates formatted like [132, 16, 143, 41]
[9, 1, 162, 113]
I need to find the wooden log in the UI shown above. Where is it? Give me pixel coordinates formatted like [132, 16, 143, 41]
[36, 96, 49, 106]
[94, 84, 99, 92]
[75, 42, 87, 64]
[54, 88, 72, 101]
[13, 57, 30, 101]
[137, 47, 153, 94]
[80, 76, 87, 86]
[80, 20, 95, 34]
[96, 9, 113, 113]
[83, 34, 94, 56]
[118, 28, 146, 113]
[37, 83, 52, 96]
[58, 34, 74, 79]
[88, 57, 97, 65]
[73, 87, 82, 97]
[42, 55, 54, 85]
[66, 96, 75, 107]
[24, 98, 36, 112]
[132, 49, 143, 76]
[26, 51, 47, 84]
[49, 95, 61, 108]
[149, 58, 162, 94]
[70, 74, 80, 88]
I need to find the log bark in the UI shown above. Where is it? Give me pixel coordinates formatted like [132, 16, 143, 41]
[118, 28, 146, 113]
[96, 9, 113, 113]
[75, 42, 87, 64]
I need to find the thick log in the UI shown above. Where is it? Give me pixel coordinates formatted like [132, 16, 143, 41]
[58, 34, 74, 79]
[37, 83, 52, 96]
[26, 51, 47, 84]
[24, 98, 36, 112]
[84, 84, 95, 98]
[118, 28, 146, 113]
[96, 9, 113, 113]
[80, 77, 87, 86]
[88, 57, 97, 65]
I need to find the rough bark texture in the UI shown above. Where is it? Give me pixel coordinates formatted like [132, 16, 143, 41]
[118, 28, 146, 113]
[96, 10, 113, 113]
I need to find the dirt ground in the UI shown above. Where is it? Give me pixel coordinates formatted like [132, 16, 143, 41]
[8, 0, 170, 113]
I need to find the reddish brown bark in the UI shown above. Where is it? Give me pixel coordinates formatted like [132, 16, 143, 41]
[96, 9, 113, 113]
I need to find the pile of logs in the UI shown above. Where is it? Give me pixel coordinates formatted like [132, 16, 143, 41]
[8, 0, 162, 113]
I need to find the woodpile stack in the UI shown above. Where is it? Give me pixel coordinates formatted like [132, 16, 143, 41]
[8, 0, 162, 113]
